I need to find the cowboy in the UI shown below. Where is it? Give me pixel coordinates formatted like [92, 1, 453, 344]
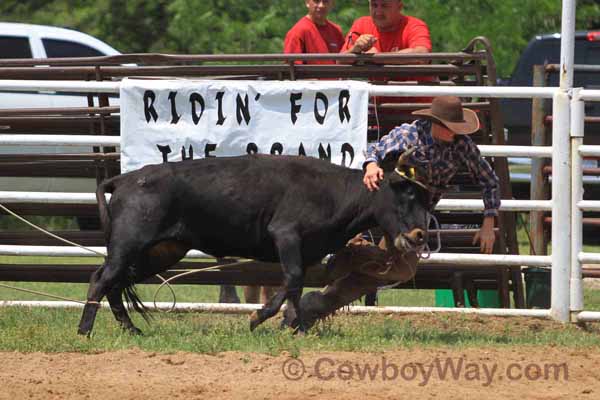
[363, 95, 501, 254]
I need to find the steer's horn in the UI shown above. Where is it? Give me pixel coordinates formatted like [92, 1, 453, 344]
[396, 147, 417, 168]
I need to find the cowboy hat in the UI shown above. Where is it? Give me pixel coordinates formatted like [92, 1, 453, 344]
[412, 96, 480, 135]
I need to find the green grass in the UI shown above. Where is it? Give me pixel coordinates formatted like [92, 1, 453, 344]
[509, 163, 531, 175]
[0, 279, 433, 306]
[0, 255, 103, 265]
[1, 307, 600, 354]
[0, 215, 78, 231]
[2, 277, 600, 354]
[2, 219, 600, 354]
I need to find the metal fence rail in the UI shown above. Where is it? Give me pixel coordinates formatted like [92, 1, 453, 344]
[1, 4, 599, 323]
[0, 81, 563, 319]
[570, 88, 600, 322]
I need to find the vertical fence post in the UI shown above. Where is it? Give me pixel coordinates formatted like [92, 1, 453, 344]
[530, 65, 549, 256]
[559, 0, 576, 92]
[570, 88, 584, 317]
[551, 91, 571, 322]
[550, 0, 576, 323]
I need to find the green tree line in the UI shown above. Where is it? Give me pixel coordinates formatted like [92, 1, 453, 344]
[1, 0, 599, 76]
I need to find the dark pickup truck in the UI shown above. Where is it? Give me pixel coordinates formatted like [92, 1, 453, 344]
[499, 30, 600, 145]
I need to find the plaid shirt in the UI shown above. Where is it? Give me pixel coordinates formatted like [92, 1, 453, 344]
[364, 120, 501, 217]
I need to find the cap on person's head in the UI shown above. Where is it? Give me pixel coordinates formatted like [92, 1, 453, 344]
[412, 96, 480, 135]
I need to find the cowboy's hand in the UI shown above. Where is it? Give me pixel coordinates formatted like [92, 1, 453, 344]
[473, 216, 495, 254]
[347, 233, 372, 246]
[363, 162, 384, 191]
[350, 34, 377, 53]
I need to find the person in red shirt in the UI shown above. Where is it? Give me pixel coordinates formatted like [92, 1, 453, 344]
[341, 0, 434, 104]
[341, 0, 431, 60]
[284, 0, 344, 64]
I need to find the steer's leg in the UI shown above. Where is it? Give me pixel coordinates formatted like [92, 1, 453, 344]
[105, 286, 142, 335]
[107, 240, 190, 335]
[78, 267, 104, 336]
[79, 240, 190, 336]
[251, 228, 305, 331]
[78, 247, 134, 336]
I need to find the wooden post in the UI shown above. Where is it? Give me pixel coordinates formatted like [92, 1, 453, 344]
[530, 65, 550, 256]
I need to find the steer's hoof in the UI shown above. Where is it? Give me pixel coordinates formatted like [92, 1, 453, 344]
[124, 326, 143, 336]
[77, 327, 92, 337]
[293, 328, 306, 337]
[249, 310, 261, 331]
[280, 316, 299, 330]
[292, 319, 310, 336]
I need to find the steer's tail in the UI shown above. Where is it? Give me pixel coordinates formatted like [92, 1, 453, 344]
[124, 285, 151, 322]
[96, 177, 117, 244]
[97, 177, 152, 321]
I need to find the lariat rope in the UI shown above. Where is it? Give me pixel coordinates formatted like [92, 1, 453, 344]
[0, 202, 105, 257]
[0, 201, 443, 309]
[0, 201, 252, 309]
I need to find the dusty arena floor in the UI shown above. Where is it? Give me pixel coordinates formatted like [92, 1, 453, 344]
[0, 346, 598, 399]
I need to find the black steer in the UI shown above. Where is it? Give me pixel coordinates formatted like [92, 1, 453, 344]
[77, 153, 431, 336]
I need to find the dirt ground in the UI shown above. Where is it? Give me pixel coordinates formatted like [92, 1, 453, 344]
[0, 346, 598, 400]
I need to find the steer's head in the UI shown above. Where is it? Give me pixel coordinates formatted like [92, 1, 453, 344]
[374, 148, 433, 254]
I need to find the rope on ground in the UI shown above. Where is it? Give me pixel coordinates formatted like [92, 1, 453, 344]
[0, 282, 85, 304]
[0, 202, 106, 257]
[0, 201, 253, 309]
[151, 260, 254, 312]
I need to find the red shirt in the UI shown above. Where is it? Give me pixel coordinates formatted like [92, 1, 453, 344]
[284, 16, 344, 64]
[341, 15, 434, 104]
[341, 15, 432, 54]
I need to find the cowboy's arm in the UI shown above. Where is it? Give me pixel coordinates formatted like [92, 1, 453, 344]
[364, 124, 418, 167]
[477, 215, 496, 254]
[461, 139, 501, 216]
[463, 140, 501, 254]
[363, 126, 413, 191]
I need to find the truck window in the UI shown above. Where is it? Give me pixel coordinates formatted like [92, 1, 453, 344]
[585, 45, 600, 85]
[0, 36, 33, 59]
[42, 38, 105, 58]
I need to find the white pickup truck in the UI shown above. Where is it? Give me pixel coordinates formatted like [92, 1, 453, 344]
[0, 22, 121, 194]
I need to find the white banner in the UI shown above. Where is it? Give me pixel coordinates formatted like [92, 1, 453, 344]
[119, 78, 369, 172]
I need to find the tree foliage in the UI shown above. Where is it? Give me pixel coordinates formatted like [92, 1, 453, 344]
[1, 0, 599, 76]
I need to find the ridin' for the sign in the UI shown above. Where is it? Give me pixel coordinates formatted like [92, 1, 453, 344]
[155, 141, 356, 167]
[142, 89, 353, 126]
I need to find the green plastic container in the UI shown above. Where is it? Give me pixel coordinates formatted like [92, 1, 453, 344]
[435, 289, 500, 308]
[523, 267, 551, 309]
